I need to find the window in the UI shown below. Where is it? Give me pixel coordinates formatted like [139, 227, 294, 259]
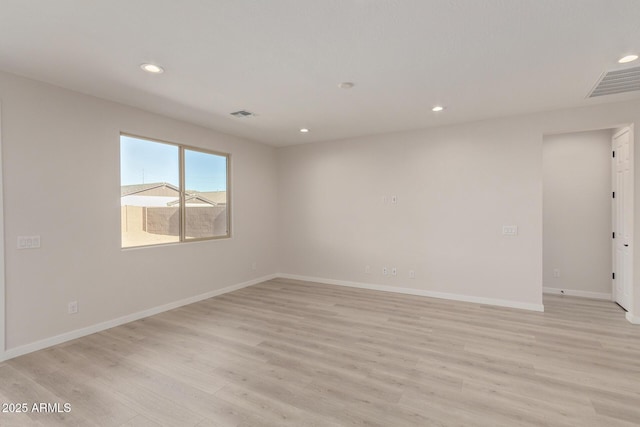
[120, 134, 230, 248]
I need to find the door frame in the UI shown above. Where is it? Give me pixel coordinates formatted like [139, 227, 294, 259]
[0, 101, 5, 361]
[612, 125, 635, 311]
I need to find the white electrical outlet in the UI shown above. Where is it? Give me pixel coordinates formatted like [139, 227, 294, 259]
[391, 195, 398, 205]
[68, 301, 78, 315]
[251, 261, 257, 271]
[409, 270, 415, 279]
[382, 267, 388, 276]
[553, 269, 560, 278]
[365, 265, 371, 274]
[391, 267, 397, 276]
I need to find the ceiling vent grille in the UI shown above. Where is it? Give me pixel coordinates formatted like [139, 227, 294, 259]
[230, 110, 255, 118]
[589, 66, 640, 97]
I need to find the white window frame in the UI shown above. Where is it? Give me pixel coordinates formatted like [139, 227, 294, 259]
[120, 133, 231, 248]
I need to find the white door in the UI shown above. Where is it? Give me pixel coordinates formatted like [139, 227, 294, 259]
[613, 127, 633, 311]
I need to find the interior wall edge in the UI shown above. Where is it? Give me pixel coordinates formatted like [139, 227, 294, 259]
[0, 100, 5, 361]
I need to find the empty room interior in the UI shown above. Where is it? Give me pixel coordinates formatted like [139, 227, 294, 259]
[1, 1, 640, 426]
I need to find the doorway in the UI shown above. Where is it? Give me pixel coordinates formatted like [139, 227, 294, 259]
[543, 128, 630, 308]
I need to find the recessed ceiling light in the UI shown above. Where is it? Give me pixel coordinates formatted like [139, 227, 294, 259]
[432, 106, 445, 112]
[140, 63, 164, 74]
[619, 55, 638, 64]
[338, 82, 355, 89]
[300, 128, 310, 133]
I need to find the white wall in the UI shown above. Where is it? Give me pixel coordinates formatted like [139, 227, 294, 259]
[0, 70, 279, 353]
[278, 118, 544, 309]
[277, 99, 640, 315]
[543, 130, 613, 298]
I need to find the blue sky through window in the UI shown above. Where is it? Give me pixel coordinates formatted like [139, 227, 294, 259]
[120, 135, 227, 191]
[185, 149, 227, 192]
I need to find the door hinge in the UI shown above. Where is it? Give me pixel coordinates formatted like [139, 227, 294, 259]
[613, 151, 616, 158]
[613, 232, 615, 239]
[613, 191, 616, 198]
[613, 272, 615, 280]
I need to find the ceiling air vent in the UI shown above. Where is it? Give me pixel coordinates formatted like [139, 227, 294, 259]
[589, 66, 640, 97]
[230, 110, 255, 118]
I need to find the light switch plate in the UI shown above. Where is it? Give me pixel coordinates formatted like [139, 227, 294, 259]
[18, 235, 41, 249]
[502, 226, 518, 236]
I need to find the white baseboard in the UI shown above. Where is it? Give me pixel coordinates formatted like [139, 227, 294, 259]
[277, 274, 544, 312]
[0, 274, 277, 363]
[626, 312, 640, 324]
[543, 287, 612, 300]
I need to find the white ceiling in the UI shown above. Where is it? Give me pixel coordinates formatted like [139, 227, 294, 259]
[1, 0, 639, 146]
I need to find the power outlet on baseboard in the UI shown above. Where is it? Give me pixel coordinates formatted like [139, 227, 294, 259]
[250, 261, 257, 271]
[553, 269, 560, 278]
[365, 265, 371, 274]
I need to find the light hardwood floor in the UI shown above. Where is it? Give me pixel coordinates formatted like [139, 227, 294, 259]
[1, 278, 639, 426]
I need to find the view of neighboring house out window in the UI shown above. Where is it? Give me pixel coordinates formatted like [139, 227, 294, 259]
[120, 134, 229, 248]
